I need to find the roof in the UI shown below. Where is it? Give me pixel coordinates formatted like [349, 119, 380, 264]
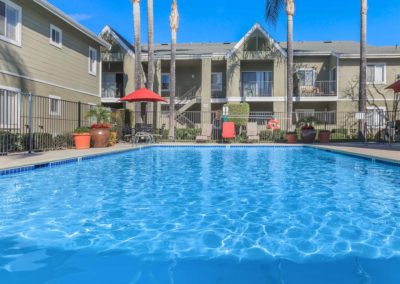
[102, 24, 400, 60]
[280, 41, 400, 57]
[33, 0, 110, 48]
[100, 25, 135, 57]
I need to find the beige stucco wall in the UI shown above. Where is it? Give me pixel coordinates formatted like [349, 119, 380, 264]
[0, 0, 102, 102]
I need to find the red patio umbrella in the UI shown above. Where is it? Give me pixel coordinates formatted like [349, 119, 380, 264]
[119, 88, 167, 102]
[386, 80, 400, 93]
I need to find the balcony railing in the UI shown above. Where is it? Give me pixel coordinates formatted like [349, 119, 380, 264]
[102, 82, 124, 99]
[295, 81, 337, 97]
[242, 81, 273, 97]
[101, 52, 124, 62]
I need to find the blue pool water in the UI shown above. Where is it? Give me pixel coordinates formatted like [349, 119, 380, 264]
[0, 146, 400, 283]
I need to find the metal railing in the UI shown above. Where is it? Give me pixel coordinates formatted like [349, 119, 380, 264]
[101, 52, 124, 62]
[295, 81, 337, 97]
[102, 82, 124, 99]
[242, 81, 273, 97]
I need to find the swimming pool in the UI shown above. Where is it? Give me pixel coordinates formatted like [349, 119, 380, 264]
[0, 146, 399, 283]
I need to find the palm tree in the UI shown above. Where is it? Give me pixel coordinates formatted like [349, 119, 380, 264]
[359, 0, 368, 139]
[265, 0, 295, 131]
[132, 0, 142, 124]
[147, 0, 154, 91]
[168, 0, 179, 140]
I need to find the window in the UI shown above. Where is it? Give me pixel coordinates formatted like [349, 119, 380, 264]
[211, 72, 223, 91]
[88, 46, 97, 76]
[49, 24, 62, 48]
[0, 88, 20, 129]
[366, 107, 386, 128]
[367, 63, 386, 84]
[0, 0, 21, 45]
[241, 71, 273, 97]
[161, 73, 170, 91]
[49, 95, 61, 116]
[296, 68, 316, 86]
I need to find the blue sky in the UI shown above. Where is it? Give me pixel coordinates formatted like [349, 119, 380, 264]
[49, 0, 400, 46]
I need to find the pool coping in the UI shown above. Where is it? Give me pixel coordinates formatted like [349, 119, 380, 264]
[1, 143, 400, 176]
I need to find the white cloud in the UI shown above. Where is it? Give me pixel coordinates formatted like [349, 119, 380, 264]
[69, 13, 93, 22]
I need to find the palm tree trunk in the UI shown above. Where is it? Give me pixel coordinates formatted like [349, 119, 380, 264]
[147, 0, 154, 91]
[168, 0, 179, 141]
[286, 0, 295, 131]
[133, 0, 142, 125]
[359, 0, 367, 140]
[169, 30, 177, 140]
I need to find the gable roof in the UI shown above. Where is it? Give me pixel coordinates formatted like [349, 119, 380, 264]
[100, 25, 135, 57]
[33, 0, 110, 48]
[225, 23, 287, 58]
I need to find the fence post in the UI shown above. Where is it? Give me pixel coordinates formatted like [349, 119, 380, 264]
[78, 101, 82, 128]
[28, 93, 33, 154]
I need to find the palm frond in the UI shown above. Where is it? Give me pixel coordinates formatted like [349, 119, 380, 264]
[265, 0, 285, 26]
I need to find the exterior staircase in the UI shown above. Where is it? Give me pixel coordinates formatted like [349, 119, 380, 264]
[175, 86, 201, 127]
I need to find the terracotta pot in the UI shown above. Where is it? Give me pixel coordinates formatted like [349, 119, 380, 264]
[73, 133, 91, 150]
[286, 133, 297, 143]
[319, 131, 331, 143]
[301, 129, 317, 143]
[91, 128, 111, 148]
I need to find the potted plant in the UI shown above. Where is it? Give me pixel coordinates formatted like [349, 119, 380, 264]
[87, 107, 111, 148]
[286, 131, 297, 143]
[297, 117, 317, 143]
[109, 126, 118, 146]
[319, 130, 331, 143]
[73, 127, 91, 150]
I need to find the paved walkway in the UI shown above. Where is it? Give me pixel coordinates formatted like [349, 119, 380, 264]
[0, 143, 139, 171]
[311, 143, 400, 164]
[1, 142, 400, 171]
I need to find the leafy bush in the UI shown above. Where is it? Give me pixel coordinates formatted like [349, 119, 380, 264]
[54, 133, 73, 149]
[0, 131, 19, 153]
[175, 128, 201, 141]
[332, 128, 348, 135]
[74, 127, 91, 133]
[260, 130, 286, 142]
[21, 133, 54, 151]
[224, 103, 250, 128]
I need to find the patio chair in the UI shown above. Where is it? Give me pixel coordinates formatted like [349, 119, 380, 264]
[134, 123, 154, 144]
[196, 124, 213, 143]
[247, 122, 260, 143]
[222, 122, 236, 141]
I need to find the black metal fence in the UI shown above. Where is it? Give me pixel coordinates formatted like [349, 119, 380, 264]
[1, 89, 400, 153]
[0, 90, 94, 154]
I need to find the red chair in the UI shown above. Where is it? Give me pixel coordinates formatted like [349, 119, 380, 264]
[222, 122, 236, 140]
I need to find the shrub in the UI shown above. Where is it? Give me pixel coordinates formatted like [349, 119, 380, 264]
[0, 131, 19, 153]
[175, 128, 201, 141]
[21, 133, 54, 151]
[224, 103, 250, 128]
[260, 130, 286, 142]
[74, 127, 91, 133]
[332, 128, 348, 135]
[54, 133, 73, 149]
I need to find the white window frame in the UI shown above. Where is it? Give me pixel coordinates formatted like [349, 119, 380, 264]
[49, 24, 62, 48]
[367, 63, 386, 85]
[211, 72, 223, 91]
[0, 85, 21, 129]
[366, 106, 386, 129]
[296, 68, 316, 86]
[161, 73, 170, 91]
[49, 95, 61, 116]
[0, 0, 22, 46]
[88, 46, 97, 76]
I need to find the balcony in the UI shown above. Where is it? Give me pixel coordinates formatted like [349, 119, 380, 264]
[295, 81, 337, 97]
[242, 81, 273, 98]
[102, 82, 124, 99]
[101, 52, 124, 62]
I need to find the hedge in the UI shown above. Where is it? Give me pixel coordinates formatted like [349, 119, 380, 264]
[224, 103, 250, 127]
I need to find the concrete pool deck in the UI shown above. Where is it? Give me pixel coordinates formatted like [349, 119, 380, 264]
[0, 142, 400, 171]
